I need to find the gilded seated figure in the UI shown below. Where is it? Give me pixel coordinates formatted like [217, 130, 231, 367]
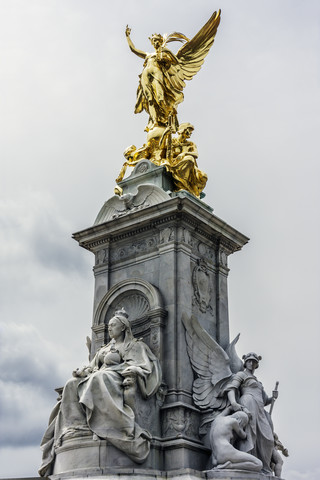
[163, 122, 207, 198]
[115, 123, 207, 199]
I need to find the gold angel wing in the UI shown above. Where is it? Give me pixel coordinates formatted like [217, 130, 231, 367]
[162, 32, 189, 46]
[176, 10, 221, 82]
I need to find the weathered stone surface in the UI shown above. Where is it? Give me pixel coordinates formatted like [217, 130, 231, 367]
[47, 468, 282, 480]
[2, 471, 283, 480]
[52, 437, 163, 473]
[74, 193, 249, 356]
[94, 184, 171, 225]
[70, 180, 249, 472]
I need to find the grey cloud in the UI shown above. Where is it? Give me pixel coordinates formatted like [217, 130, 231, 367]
[0, 194, 91, 276]
[30, 216, 88, 274]
[0, 446, 42, 478]
[0, 322, 65, 447]
[0, 379, 54, 447]
[0, 322, 66, 387]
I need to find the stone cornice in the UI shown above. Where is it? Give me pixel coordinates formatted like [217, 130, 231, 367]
[72, 197, 249, 256]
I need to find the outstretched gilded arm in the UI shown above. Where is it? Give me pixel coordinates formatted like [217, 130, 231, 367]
[125, 25, 146, 59]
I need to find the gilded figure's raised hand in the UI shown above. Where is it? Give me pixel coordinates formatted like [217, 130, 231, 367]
[125, 25, 131, 37]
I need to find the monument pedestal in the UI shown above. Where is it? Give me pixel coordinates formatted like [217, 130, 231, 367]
[71, 165, 249, 473]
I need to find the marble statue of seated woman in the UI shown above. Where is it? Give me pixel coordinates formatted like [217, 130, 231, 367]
[39, 308, 161, 476]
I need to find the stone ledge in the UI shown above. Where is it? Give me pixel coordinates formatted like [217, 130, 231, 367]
[205, 469, 282, 479]
[0, 469, 283, 480]
[46, 467, 282, 480]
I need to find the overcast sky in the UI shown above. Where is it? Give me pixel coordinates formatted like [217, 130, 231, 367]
[0, 1, 319, 479]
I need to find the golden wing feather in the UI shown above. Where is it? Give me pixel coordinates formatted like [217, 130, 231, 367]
[176, 10, 221, 81]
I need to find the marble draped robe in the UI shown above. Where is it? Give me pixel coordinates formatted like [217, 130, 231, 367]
[225, 371, 275, 474]
[39, 338, 161, 476]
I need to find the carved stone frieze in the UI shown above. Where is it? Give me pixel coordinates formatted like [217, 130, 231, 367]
[178, 227, 193, 247]
[194, 241, 215, 264]
[159, 226, 175, 244]
[192, 258, 213, 315]
[110, 234, 159, 263]
[162, 405, 199, 440]
[218, 248, 229, 269]
[95, 248, 109, 266]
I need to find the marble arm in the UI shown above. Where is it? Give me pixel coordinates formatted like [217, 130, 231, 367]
[264, 388, 278, 406]
[233, 421, 247, 440]
[227, 389, 242, 412]
[72, 366, 93, 378]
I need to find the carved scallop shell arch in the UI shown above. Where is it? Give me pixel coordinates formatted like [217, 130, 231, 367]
[105, 293, 150, 324]
[94, 278, 164, 327]
[92, 278, 167, 358]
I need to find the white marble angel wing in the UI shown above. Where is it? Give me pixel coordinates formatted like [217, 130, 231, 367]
[94, 185, 171, 225]
[225, 333, 244, 374]
[132, 184, 170, 208]
[182, 313, 232, 410]
[94, 195, 130, 224]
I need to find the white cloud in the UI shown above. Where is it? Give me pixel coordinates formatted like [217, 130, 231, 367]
[284, 468, 320, 480]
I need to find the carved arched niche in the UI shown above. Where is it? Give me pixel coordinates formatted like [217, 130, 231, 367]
[91, 278, 167, 361]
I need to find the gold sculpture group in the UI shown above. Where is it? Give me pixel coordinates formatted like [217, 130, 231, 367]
[116, 11, 221, 198]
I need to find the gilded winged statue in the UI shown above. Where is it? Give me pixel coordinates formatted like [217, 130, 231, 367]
[126, 10, 221, 132]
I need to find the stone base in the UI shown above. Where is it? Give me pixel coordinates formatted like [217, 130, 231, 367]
[52, 436, 162, 473]
[49, 468, 283, 480]
[205, 470, 282, 480]
[52, 435, 211, 474]
[118, 160, 174, 195]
